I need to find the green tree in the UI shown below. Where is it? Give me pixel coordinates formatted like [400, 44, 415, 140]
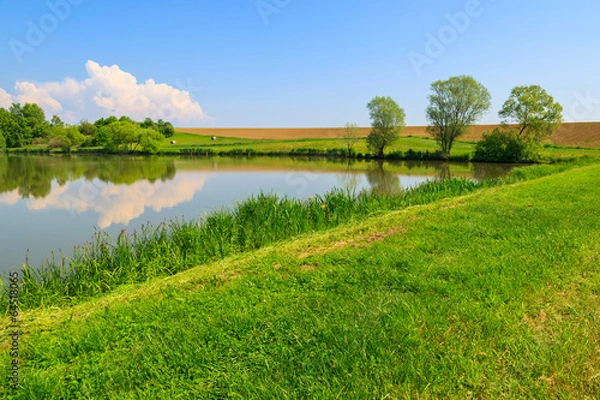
[157, 119, 175, 138]
[473, 128, 530, 162]
[13, 103, 50, 140]
[0, 108, 25, 148]
[341, 123, 362, 157]
[48, 125, 86, 152]
[426, 75, 491, 158]
[141, 117, 157, 130]
[77, 119, 97, 145]
[366, 96, 406, 158]
[0, 130, 5, 150]
[50, 115, 64, 127]
[139, 128, 164, 154]
[499, 85, 563, 143]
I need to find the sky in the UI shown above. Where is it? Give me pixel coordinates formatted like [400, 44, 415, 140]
[0, 0, 599, 127]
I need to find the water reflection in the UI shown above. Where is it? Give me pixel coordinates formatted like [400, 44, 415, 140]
[0, 155, 522, 273]
[366, 161, 402, 195]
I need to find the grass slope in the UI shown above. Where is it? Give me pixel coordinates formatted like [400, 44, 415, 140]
[2, 164, 600, 398]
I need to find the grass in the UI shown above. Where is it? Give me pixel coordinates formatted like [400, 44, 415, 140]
[162, 131, 600, 161]
[1, 159, 600, 398]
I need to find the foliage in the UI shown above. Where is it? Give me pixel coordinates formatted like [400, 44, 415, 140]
[426, 75, 491, 158]
[341, 122, 362, 157]
[473, 128, 532, 162]
[366, 96, 406, 157]
[48, 125, 87, 152]
[0, 130, 5, 149]
[499, 85, 563, 143]
[77, 119, 97, 137]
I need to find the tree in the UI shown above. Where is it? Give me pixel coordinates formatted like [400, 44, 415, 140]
[78, 119, 97, 135]
[50, 115, 64, 127]
[341, 122, 361, 157]
[426, 75, 491, 158]
[498, 85, 563, 143]
[473, 128, 530, 162]
[366, 96, 406, 158]
[157, 119, 175, 138]
[0, 108, 25, 148]
[48, 125, 86, 152]
[0, 130, 5, 150]
[139, 128, 164, 154]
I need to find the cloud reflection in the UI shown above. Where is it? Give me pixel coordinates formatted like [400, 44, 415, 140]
[0, 174, 209, 229]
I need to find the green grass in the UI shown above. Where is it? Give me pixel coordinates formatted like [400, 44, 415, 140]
[162, 131, 600, 161]
[2, 160, 600, 398]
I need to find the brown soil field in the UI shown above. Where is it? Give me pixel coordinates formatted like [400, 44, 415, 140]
[177, 122, 600, 148]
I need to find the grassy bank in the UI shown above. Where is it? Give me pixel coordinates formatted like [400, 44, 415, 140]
[1, 160, 600, 398]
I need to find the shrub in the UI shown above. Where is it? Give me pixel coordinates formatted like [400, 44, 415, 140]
[473, 129, 533, 162]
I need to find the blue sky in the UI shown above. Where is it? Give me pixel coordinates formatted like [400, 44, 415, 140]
[0, 0, 599, 127]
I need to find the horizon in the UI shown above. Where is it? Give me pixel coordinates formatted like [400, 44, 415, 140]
[1, 0, 599, 128]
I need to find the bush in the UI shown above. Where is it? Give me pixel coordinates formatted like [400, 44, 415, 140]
[473, 129, 532, 162]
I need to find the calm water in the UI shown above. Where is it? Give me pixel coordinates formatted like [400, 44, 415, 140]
[0, 155, 519, 274]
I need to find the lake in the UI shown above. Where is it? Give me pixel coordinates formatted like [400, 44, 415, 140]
[0, 155, 519, 274]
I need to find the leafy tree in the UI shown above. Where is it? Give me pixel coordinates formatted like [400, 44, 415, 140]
[13, 103, 50, 140]
[0, 108, 25, 148]
[157, 119, 175, 138]
[0, 130, 5, 150]
[50, 115, 64, 127]
[341, 123, 361, 157]
[141, 117, 157, 130]
[94, 116, 118, 128]
[366, 96, 406, 158]
[426, 75, 491, 158]
[48, 125, 86, 152]
[473, 128, 531, 162]
[78, 119, 97, 135]
[499, 85, 563, 143]
[139, 128, 164, 154]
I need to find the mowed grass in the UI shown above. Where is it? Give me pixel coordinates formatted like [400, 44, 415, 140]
[2, 162, 600, 398]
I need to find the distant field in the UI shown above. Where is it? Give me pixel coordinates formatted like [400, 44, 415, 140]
[178, 122, 600, 148]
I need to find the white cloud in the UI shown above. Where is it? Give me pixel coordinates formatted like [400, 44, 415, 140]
[0, 60, 211, 125]
[0, 88, 13, 109]
[24, 173, 210, 229]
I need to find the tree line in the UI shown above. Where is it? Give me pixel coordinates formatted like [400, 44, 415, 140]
[0, 103, 175, 154]
[345, 76, 564, 162]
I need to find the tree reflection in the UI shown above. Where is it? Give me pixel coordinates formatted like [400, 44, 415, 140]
[366, 161, 402, 195]
[0, 156, 177, 199]
[338, 159, 361, 193]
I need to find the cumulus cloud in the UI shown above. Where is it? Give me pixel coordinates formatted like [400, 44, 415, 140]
[0, 60, 211, 126]
[17, 173, 210, 229]
[0, 88, 13, 109]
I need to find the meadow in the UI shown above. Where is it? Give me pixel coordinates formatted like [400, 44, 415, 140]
[2, 158, 600, 398]
[163, 128, 600, 161]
